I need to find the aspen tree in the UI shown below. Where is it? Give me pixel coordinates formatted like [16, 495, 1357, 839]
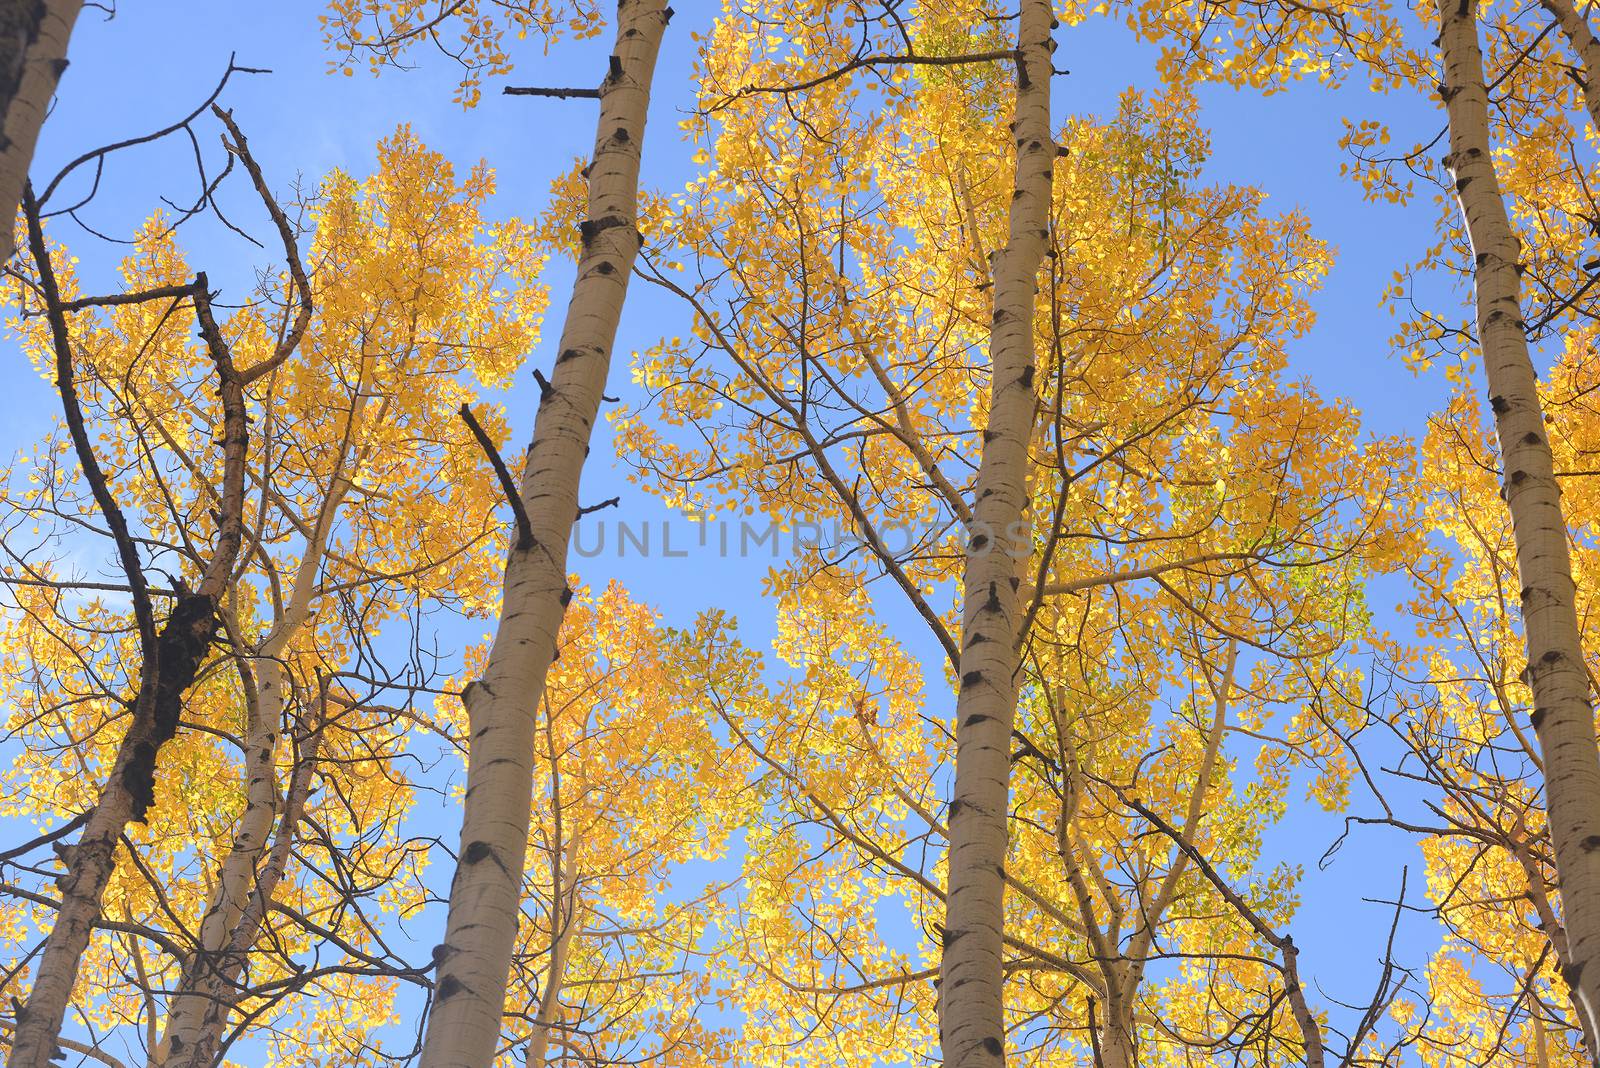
[6, 116, 312, 1062]
[490, 586, 751, 1068]
[151, 720, 324, 1068]
[1438, 0, 1600, 1050]
[147, 113, 345, 1068]
[0, 121, 544, 1066]
[941, 3, 1055, 1065]
[633, 8, 1409, 1058]
[420, 4, 670, 1064]
[4, 228, 255, 1068]
[1351, 346, 1600, 1062]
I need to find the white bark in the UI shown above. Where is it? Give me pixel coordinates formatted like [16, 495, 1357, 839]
[146, 663, 277, 1068]
[151, 453, 355, 1067]
[523, 832, 582, 1068]
[939, 5, 1056, 1068]
[1095, 997, 1137, 1068]
[419, 4, 669, 1065]
[1440, 0, 1600, 1053]
[0, 0, 80, 264]
[152, 726, 322, 1068]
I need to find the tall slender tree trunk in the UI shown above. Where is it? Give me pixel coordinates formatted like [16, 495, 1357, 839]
[939, 5, 1055, 1068]
[419, 4, 669, 1065]
[153, 724, 321, 1068]
[152, 461, 354, 1067]
[1440, 1, 1600, 1053]
[148, 661, 280, 1068]
[0, 0, 79, 262]
[524, 832, 582, 1068]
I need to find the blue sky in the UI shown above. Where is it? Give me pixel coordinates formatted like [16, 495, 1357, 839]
[2, 0, 1481, 1060]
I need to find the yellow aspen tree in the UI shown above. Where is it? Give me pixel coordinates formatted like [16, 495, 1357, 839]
[0, 124, 546, 1066]
[940, 3, 1055, 1066]
[415, 5, 672, 1065]
[1436, 0, 1600, 1049]
[492, 584, 753, 1068]
[1099, 0, 1600, 1053]
[691, 547, 1398, 1065]
[1342, 340, 1600, 1064]
[144, 126, 547, 1068]
[620, 5, 1414, 1064]
[4, 120, 311, 1067]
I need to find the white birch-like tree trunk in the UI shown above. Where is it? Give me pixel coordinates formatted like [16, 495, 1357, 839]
[1095, 993, 1137, 1068]
[939, 4, 1056, 1068]
[1440, 0, 1600, 1051]
[151, 459, 355, 1066]
[523, 832, 582, 1068]
[150, 727, 322, 1068]
[419, 4, 669, 1065]
[0, 0, 80, 262]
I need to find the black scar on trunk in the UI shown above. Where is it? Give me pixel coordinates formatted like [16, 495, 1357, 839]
[122, 593, 220, 822]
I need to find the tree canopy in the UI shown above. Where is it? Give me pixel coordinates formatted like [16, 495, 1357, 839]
[3, 1, 1600, 1066]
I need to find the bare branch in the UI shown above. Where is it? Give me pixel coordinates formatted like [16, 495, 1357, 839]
[458, 403, 533, 551]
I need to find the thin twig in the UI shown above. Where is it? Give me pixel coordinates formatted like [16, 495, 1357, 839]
[210, 106, 314, 385]
[36, 55, 267, 209]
